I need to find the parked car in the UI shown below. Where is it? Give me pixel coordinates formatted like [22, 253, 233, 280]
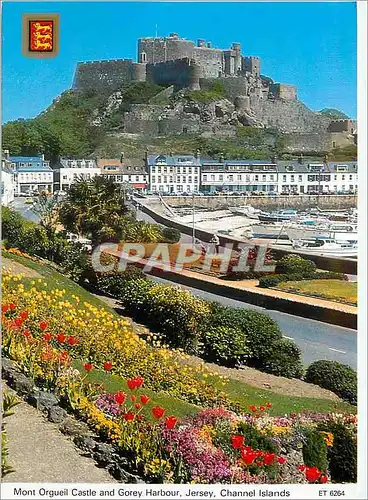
[24, 198, 34, 204]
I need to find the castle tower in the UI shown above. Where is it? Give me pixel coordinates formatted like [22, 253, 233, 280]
[224, 50, 235, 76]
[188, 62, 201, 90]
[132, 62, 147, 82]
[232, 43, 242, 75]
[243, 56, 261, 77]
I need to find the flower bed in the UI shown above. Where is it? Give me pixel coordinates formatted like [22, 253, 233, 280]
[1, 271, 358, 484]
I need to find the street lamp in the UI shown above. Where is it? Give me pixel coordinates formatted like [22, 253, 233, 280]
[192, 193, 195, 245]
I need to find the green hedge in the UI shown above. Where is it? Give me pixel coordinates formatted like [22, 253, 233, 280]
[202, 325, 250, 367]
[305, 360, 357, 405]
[259, 271, 348, 288]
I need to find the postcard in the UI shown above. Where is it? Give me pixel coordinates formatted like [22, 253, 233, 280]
[1, 1, 366, 499]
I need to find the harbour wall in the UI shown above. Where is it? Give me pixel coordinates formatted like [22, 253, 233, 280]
[160, 195, 357, 210]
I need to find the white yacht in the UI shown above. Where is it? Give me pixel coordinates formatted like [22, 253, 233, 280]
[292, 237, 357, 258]
[286, 223, 357, 243]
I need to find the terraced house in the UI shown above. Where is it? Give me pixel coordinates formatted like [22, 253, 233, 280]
[146, 153, 201, 194]
[53, 157, 101, 191]
[9, 154, 53, 196]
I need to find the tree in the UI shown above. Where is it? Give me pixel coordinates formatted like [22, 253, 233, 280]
[31, 192, 60, 231]
[58, 176, 131, 244]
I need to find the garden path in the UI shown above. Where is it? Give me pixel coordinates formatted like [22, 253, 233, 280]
[2, 387, 116, 483]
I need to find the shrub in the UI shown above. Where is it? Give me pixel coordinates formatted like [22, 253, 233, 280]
[318, 421, 357, 483]
[1, 207, 26, 247]
[201, 325, 249, 367]
[207, 305, 303, 378]
[161, 227, 181, 244]
[305, 360, 357, 405]
[275, 255, 316, 276]
[260, 338, 304, 379]
[302, 430, 328, 471]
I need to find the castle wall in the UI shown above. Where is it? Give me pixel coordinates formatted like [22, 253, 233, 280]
[200, 77, 248, 101]
[147, 58, 199, 89]
[138, 37, 194, 64]
[327, 119, 357, 133]
[269, 84, 297, 101]
[73, 60, 140, 92]
[192, 47, 224, 77]
[258, 100, 331, 134]
[283, 133, 332, 152]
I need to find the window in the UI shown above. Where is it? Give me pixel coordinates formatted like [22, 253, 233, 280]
[262, 175, 266, 181]
[334, 175, 337, 180]
[177, 185, 183, 192]
[163, 167, 167, 173]
[151, 185, 156, 191]
[349, 175, 353, 180]
[151, 166, 156, 173]
[219, 175, 223, 181]
[194, 176, 198, 183]
[270, 175, 274, 181]
[290, 175, 294, 182]
[211, 175, 215, 181]
[298, 175, 302, 182]
[128, 175, 132, 181]
[67, 161, 72, 168]
[158, 176, 162, 183]
[183, 167, 187, 173]
[136, 176, 139, 181]
[170, 176, 173, 183]
[282, 175, 286, 182]
[342, 175, 345, 180]
[238, 175, 242, 181]
[203, 175, 207, 181]
[151, 176, 156, 183]
[228, 175, 233, 181]
[255, 175, 259, 181]
[140, 51, 147, 63]
[188, 176, 192, 183]
[188, 168, 192, 174]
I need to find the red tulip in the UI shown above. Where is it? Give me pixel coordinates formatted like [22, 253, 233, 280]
[9, 303, 16, 311]
[20, 311, 28, 320]
[152, 406, 165, 419]
[84, 362, 93, 372]
[23, 329, 31, 338]
[291, 413, 297, 418]
[298, 464, 306, 472]
[130, 395, 136, 402]
[59, 351, 69, 364]
[263, 453, 276, 466]
[56, 333, 66, 343]
[320, 475, 328, 484]
[266, 402, 272, 409]
[241, 449, 257, 465]
[259, 405, 265, 412]
[134, 403, 142, 410]
[67, 336, 78, 346]
[277, 457, 286, 465]
[114, 391, 126, 405]
[165, 416, 178, 429]
[231, 435, 245, 449]
[140, 395, 150, 405]
[15, 318, 23, 327]
[127, 376, 144, 390]
[124, 412, 135, 422]
[39, 321, 48, 331]
[43, 332, 52, 341]
[305, 466, 322, 483]
[2, 304, 9, 313]
[104, 362, 113, 371]
[249, 405, 257, 413]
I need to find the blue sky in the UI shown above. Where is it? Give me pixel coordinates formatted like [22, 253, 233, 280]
[2, 1, 357, 123]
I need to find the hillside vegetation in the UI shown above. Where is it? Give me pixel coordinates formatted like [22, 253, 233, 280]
[2, 83, 356, 162]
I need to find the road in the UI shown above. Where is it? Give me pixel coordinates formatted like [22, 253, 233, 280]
[12, 197, 357, 368]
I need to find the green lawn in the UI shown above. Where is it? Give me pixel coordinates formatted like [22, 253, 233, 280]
[3, 252, 356, 416]
[276, 279, 357, 306]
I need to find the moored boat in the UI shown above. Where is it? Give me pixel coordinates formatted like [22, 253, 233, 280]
[292, 237, 357, 257]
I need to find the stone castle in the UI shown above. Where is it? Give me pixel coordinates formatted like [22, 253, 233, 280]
[73, 33, 296, 104]
[72, 33, 356, 151]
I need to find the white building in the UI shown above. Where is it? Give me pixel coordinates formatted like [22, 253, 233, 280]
[199, 157, 358, 195]
[55, 158, 101, 191]
[147, 154, 201, 194]
[9, 155, 53, 195]
[1, 158, 15, 206]
[201, 159, 278, 193]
